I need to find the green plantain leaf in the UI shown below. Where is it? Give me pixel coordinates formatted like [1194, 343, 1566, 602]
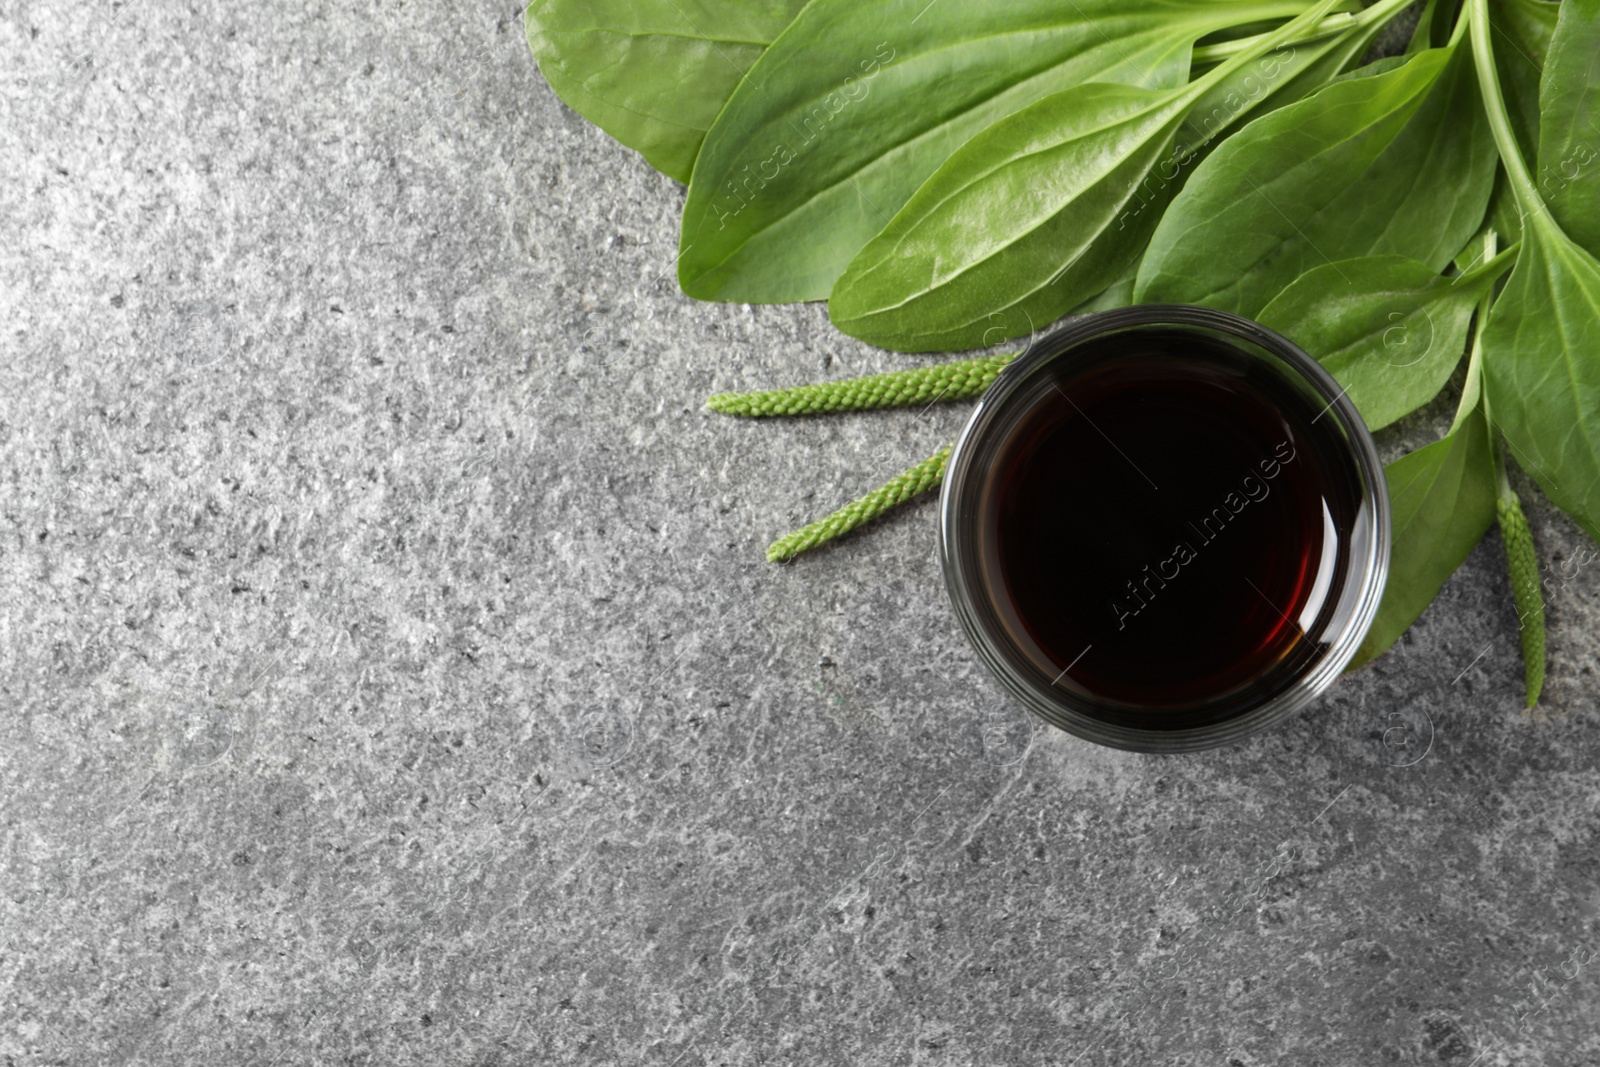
[677, 0, 1327, 304]
[1067, 18, 1387, 327]
[1178, 14, 1401, 170]
[1349, 407, 1497, 668]
[1059, 26, 1395, 323]
[1134, 39, 1497, 318]
[1469, 0, 1600, 545]
[524, 0, 808, 184]
[1536, 0, 1600, 256]
[1478, 225, 1600, 544]
[1258, 249, 1514, 430]
[828, 81, 1198, 352]
[826, 0, 1358, 351]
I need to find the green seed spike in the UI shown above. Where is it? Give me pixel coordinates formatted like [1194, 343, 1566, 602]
[767, 445, 953, 562]
[1496, 490, 1545, 707]
[707, 353, 1016, 417]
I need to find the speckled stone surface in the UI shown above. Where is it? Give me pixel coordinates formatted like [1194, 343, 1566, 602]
[4, 3, 1600, 1065]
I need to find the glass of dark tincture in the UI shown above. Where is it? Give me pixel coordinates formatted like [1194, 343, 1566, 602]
[940, 306, 1389, 753]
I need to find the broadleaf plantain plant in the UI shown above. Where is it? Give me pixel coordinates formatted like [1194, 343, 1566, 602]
[524, 0, 1600, 702]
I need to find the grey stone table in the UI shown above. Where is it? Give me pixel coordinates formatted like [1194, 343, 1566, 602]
[4, 3, 1599, 1065]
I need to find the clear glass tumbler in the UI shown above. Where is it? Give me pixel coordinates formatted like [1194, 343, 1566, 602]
[939, 306, 1390, 753]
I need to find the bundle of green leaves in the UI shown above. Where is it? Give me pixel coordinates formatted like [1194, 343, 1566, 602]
[526, 0, 1599, 701]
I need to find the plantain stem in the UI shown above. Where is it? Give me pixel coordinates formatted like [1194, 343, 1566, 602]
[1468, 0, 1546, 218]
[1191, 13, 1358, 64]
[1193, 0, 1412, 65]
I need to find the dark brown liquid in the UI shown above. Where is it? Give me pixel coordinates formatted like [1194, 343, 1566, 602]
[983, 330, 1363, 728]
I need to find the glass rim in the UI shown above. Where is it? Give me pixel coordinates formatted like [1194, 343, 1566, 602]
[938, 304, 1392, 754]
